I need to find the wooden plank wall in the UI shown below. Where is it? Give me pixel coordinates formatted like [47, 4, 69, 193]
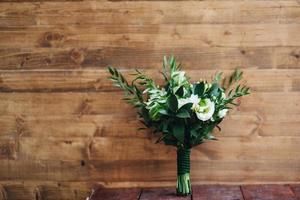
[0, 0, 300, 198]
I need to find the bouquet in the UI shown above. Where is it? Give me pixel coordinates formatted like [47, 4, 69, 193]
[108, 56, 250, 196]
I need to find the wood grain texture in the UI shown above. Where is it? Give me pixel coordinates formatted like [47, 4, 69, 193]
[0, 92, 299, 116]
[1, 47, 300, 70]
[91, 185, 300, 200]
[140, 188, 190, 200]
[290, 185, 300, 198]
[90, 188, 141, 200]
[1, 1, 300, 26]
[241, 185, 297, 200]
[0, 69, 299, 92]
[19, 136, 300, 161]
[1, 24, 300, 48]
[0, 0, 300, 198]
[0, 159, 299, 183]
[192, 185, 244, 200]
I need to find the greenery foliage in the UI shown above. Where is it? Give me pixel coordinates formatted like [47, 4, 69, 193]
[108, 56, 250, 149]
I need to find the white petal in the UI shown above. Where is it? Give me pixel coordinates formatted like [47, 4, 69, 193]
[196, 99, 215, 121]
[189, 94, 200, 105]
[178, 98, 189, 109]
[218, 109, 228, 118]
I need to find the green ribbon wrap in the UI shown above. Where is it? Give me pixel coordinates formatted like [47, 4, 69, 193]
[177, 148, 191, 175]
[176, 148, 191, 196]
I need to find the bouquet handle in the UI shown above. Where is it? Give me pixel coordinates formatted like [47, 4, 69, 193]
[176, 148, 191, 196]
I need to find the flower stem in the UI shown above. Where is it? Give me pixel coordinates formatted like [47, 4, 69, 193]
[176, 148, 192, 196]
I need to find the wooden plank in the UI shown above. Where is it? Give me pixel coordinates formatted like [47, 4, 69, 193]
[0, 46, 278, 70]
[1, 24, 300, 48]
[2, 184, 36, 200]
[0, 159, 299, 184]
[0, 69, 299, 92]
[241, 185, 296, 200]
[191, 185, 244, 200]
[0, 115, 146, 138]
[0, 113, 259, 138]
[90, 188, 141, 200]
[0, 92, 134, 116]
[0, 113, 299, 139]
[0, 114, 150, 138]
[15, 135, 300, 161]
[0, 159, 90, 181]
[4, 46, 300, 70]
[0, 92, 299, 116]
[18, 137, 174, 161]
[257, 114, 300, 137]
[1, 1, 300, 26]
[37, 185, 90, 200]
[140, 187, 190, 200]
[0, 182, 91, 200]
[238, 92, 300, 115]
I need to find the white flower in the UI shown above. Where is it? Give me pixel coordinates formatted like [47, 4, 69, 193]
[178, 94, 200, 109]
[189, 94, 200, 108]
[218, 109, 228, 118]
[171, 71, 188, 87]
[195, 98, 215, 121]
[178, 98, 190, 109]
[177, 71, 186, 84]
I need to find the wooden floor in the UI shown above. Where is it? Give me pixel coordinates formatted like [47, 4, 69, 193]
[90, 185, 300, 200]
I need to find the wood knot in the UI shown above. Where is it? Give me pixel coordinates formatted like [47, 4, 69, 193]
[64, 140, 73, 145]
[45, 32, 64, 41]
[122, 35, 130, 41]
[44, 58, 51, 65]
[40, 31, 65, 47]
[0, 141, 16, 160]
[224, 30, 232, 35]
[75, 99, 93, 116]
[240, 49, 246, 55]
[70, 48, 85, 65]
[291, 51, 300, 59]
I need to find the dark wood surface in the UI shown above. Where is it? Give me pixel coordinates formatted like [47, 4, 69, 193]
[90, 185, 300, 200]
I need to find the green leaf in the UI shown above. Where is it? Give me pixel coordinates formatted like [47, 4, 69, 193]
[190, 123, 202, 132]
[172, 123, 185, 144]
[158, 109, 170, 116]
[190, 129, 199, 138]
[175, 85, 184, 97]
[107, 66, 114, 75]
[194, 82, 205, 96]
[180, 102, 193, 111]
[214, 72, 222, 83]
[163, 135, 177, 146]
[167, 94, 178, 112]
[176, 109, 190, 118]
[209, 83, 220, 97]
[162, 121, 169, 133]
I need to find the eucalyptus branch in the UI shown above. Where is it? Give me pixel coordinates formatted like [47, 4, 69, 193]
[130, 69, 157, 90]
[107, 66, 144, 108]
[225, 84, 250, 106]
[222, 68, 243, 91]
